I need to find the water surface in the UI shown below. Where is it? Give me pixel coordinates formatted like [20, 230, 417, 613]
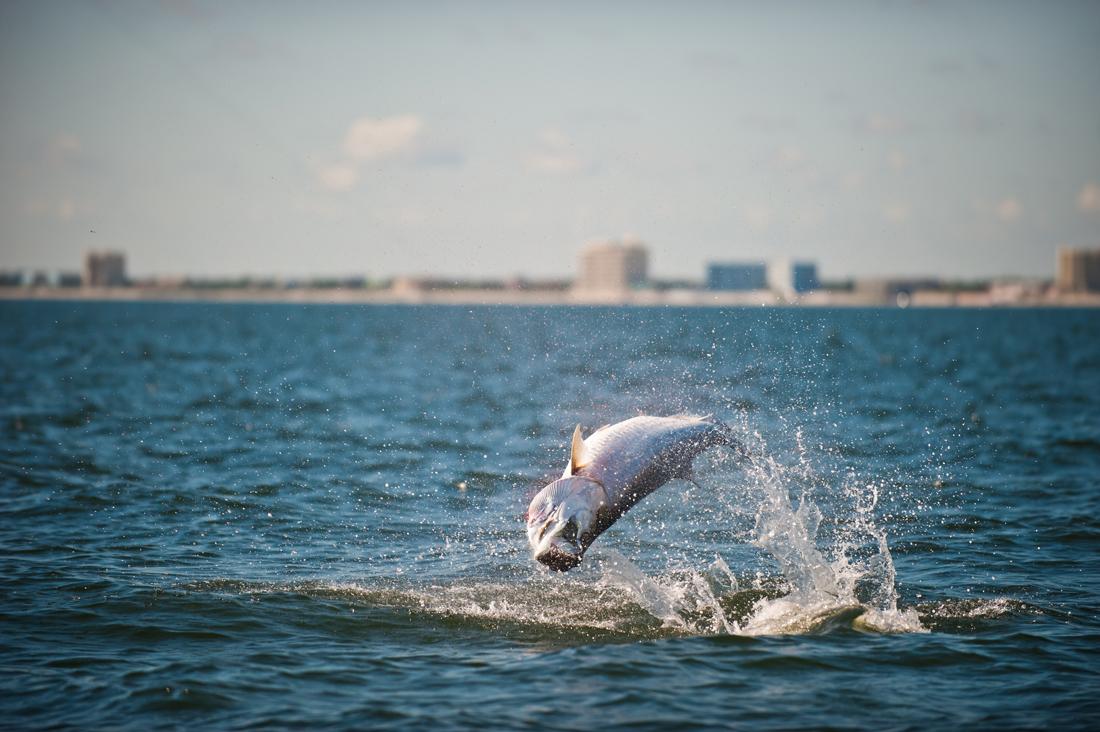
[2, 302, 1098, 730]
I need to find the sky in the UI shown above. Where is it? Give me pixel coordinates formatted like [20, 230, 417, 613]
[1, 0, 1098, 282]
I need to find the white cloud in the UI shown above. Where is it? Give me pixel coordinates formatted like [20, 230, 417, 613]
[741, 205, 772, 231]
[344, 115, 424, 161]
[839, 171, 866, 191]
[46, 134, 82, 167]
[777, 146, 806, 165]
[772, 146, 819, 188]
[887, 150, 907, 172]
[972, 196, 1023, 224]
[1077, 182, 1100, 213]
[863, 113, 909, 134]
[996, 196, 1021, 222]
[618, 145, 696, 175]
[312, 114, 427, 191]
[523, 128, 587, 174]
[884, 203, 910, 223]
[525, 151, 585, 174]
[318, 165, 358, 191]
[791, 202, 828, 231]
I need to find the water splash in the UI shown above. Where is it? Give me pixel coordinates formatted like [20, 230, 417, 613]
[595, 438, 925, 636]
[596, 550, 745, 634]
[597, 549, 688, 629]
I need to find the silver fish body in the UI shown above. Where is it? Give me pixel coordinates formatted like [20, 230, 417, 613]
[526, 415, 743, 571]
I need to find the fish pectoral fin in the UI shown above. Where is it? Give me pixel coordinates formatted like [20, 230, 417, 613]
[566, 424, 594, 476]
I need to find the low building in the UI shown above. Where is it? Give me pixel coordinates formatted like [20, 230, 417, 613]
[83, 251, 127, 287]
[707, 263, 767, 291]
[0, 270, 82, 287]
[854, 278, 940, 304]
[574, 235, 648, 293]
[1057, 248, 1100, 292]
[0, 271, 28, 286]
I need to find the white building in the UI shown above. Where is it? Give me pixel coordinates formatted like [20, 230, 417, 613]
[574, 235, 648, 293]
[766, 258, 817, 295]
[1057, 248, 1100, 292]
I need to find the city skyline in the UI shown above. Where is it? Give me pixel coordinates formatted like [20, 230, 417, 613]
[2, 0, 1099, 281]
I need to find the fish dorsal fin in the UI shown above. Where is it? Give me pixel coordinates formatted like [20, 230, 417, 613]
[563, 424, 593, 477]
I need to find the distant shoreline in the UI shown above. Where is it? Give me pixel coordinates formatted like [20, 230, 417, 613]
[2, 285, 1099, 308]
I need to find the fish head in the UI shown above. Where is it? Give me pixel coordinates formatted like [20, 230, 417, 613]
[526, 476, 608, 571]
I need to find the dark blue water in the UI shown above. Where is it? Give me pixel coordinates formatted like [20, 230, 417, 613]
[2, 302, 1098, 730]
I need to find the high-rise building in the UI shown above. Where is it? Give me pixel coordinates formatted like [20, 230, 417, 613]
[1057, 248, 1100, 292]
[83, 251, 127, 287]
[574, 235, 648, 293]
[708, 263, 767, 291]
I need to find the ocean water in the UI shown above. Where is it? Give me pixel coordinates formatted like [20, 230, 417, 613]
[1, 301, 1098, 731]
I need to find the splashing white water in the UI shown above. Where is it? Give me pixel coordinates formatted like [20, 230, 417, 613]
[597, 549, 740, 634]
[597, 549, 689, 629]
[596, 442, 925, 636]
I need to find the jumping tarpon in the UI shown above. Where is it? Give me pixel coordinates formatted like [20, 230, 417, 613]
[526, 415, 745, 571]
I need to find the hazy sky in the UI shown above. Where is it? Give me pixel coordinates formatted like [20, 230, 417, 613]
[1, 0, 1098, 281]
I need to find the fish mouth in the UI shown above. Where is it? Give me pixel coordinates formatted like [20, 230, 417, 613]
[534, 543, 582, 572]
[528, 520, 587, 572]
[526, 477, 607, 572]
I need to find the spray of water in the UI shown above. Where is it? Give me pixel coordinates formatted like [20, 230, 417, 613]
[595, 434, 926, 635]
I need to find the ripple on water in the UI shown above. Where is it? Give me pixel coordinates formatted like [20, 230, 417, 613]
[2, 303, 1099, 731]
